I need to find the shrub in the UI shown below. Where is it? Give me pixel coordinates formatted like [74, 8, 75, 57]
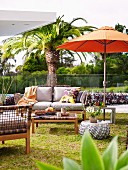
[124, 86, 128, 93]
[36, 131, 128, 170]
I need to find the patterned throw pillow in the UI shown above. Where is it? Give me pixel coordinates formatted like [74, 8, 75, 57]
[60, 95, 75, 103]
[63, 88, 81, 102]
[80, 91, 87, 103]
[5, 96, 15, 105]
[71, 88, 81, 101]
[76, 91, 83, 103]
[63, 89, 72, 96]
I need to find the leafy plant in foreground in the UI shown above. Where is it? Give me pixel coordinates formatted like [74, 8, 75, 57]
[36, 131, 128, 170]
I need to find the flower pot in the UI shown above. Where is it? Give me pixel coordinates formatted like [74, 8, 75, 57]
[89, 116, 97, 123]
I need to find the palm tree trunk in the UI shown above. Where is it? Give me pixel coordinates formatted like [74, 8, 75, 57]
[46, 50, 59, 87]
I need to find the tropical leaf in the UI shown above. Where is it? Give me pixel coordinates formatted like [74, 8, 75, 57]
[63, 157, 81, 170]
[36, 160, 62, 170]
[81, 131, 104, 170]
[119, 165, 128, 170]
[115, 150, 128, 170]
[102, 136, 118, 170]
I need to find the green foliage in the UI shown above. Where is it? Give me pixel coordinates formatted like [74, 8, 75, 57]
[0, 76, 14, 103]
[1, 16, 95, 78]
[0, 72, 128, 93]
[86, 106, 102, 117]
[36, 131, 128, 170]
[71, 63, 86, 74]
[108, 53, 128, 74]
[108, 87, 115, 93]
[93, 52, 128, 75]
[57, 63, 95, 75]
[125, 86, 128, 93]
[124, 81, 128, 86]
[57, 67, 71, 74]
[22, 53, 47, 72]
[115, 23, 126, 33]
[36, 161, 62, 170]
[85, 64, 95, 74]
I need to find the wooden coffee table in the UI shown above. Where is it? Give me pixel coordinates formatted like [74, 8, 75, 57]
[32, 113, 78, 134]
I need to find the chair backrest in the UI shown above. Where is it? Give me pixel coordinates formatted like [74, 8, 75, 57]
[0, 105, 32, 135]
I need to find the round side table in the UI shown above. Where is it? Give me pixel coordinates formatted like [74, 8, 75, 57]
[79, 121, 110, 139]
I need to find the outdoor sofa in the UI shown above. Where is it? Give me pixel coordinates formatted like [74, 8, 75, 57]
[5, 89, 128, 107]
[4, 87, 128, 122]
[31, 86, 86, 120]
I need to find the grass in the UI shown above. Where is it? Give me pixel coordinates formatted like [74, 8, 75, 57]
[0, 113, 128, 169]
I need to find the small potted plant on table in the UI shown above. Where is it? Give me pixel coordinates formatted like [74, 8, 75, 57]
[86, 106, 102, 123]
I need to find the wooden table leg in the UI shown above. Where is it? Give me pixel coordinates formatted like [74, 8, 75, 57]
[32, 118, 35, 133]
[36, 122, 38, 127]
[103, 109, 105, 121]
[75, 118, 78, 134]
[82, 107, 86, 121]
[110, 109, 115, 124]
[83, 110, 86, 121]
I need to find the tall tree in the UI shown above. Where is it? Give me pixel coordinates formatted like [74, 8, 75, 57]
[1, 16, 95, 86]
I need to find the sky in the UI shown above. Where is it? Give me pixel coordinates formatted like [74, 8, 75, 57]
[0, 0, 127, 28]
[0, 0, 128, 68]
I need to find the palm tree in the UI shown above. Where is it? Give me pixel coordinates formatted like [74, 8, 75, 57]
[1, 16, 95, 86]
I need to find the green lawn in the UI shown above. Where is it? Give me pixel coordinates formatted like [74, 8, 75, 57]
[0, 113, 128, 170]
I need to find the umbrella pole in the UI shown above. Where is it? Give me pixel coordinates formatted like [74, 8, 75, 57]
[103, 43, 107, 121]
[103, 43, 106, 105]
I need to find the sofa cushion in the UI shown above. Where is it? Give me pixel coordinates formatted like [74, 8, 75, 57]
[53, 87, 80, 102]
[51, 102, 83, 111]
[80, 91, 88, 103]
[53, 87, 68, 102]
[76, 91, 83, 103]
[63, 88, 80, 102]
[60, 95, 75, 103]
[32, 102, 52, 110]
[36, 87, 52, 102]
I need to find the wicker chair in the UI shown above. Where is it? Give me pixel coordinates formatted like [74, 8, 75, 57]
[0, 105, 32, 154]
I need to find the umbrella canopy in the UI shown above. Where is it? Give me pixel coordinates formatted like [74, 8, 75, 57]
[58, 26, 128, 104]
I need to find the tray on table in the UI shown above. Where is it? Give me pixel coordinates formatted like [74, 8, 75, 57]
[34, 110, 56, 116]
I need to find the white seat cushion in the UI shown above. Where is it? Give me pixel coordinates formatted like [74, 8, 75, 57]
[32, 102, 52, 110]
[51, 102, 83, 111]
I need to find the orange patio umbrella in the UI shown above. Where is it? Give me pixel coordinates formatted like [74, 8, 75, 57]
[58, 26, 128, 104]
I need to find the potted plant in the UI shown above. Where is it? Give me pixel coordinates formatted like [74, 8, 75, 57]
[86, 106, 102, 123]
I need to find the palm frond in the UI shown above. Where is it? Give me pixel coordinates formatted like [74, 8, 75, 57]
[70, 17, 87, 25]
